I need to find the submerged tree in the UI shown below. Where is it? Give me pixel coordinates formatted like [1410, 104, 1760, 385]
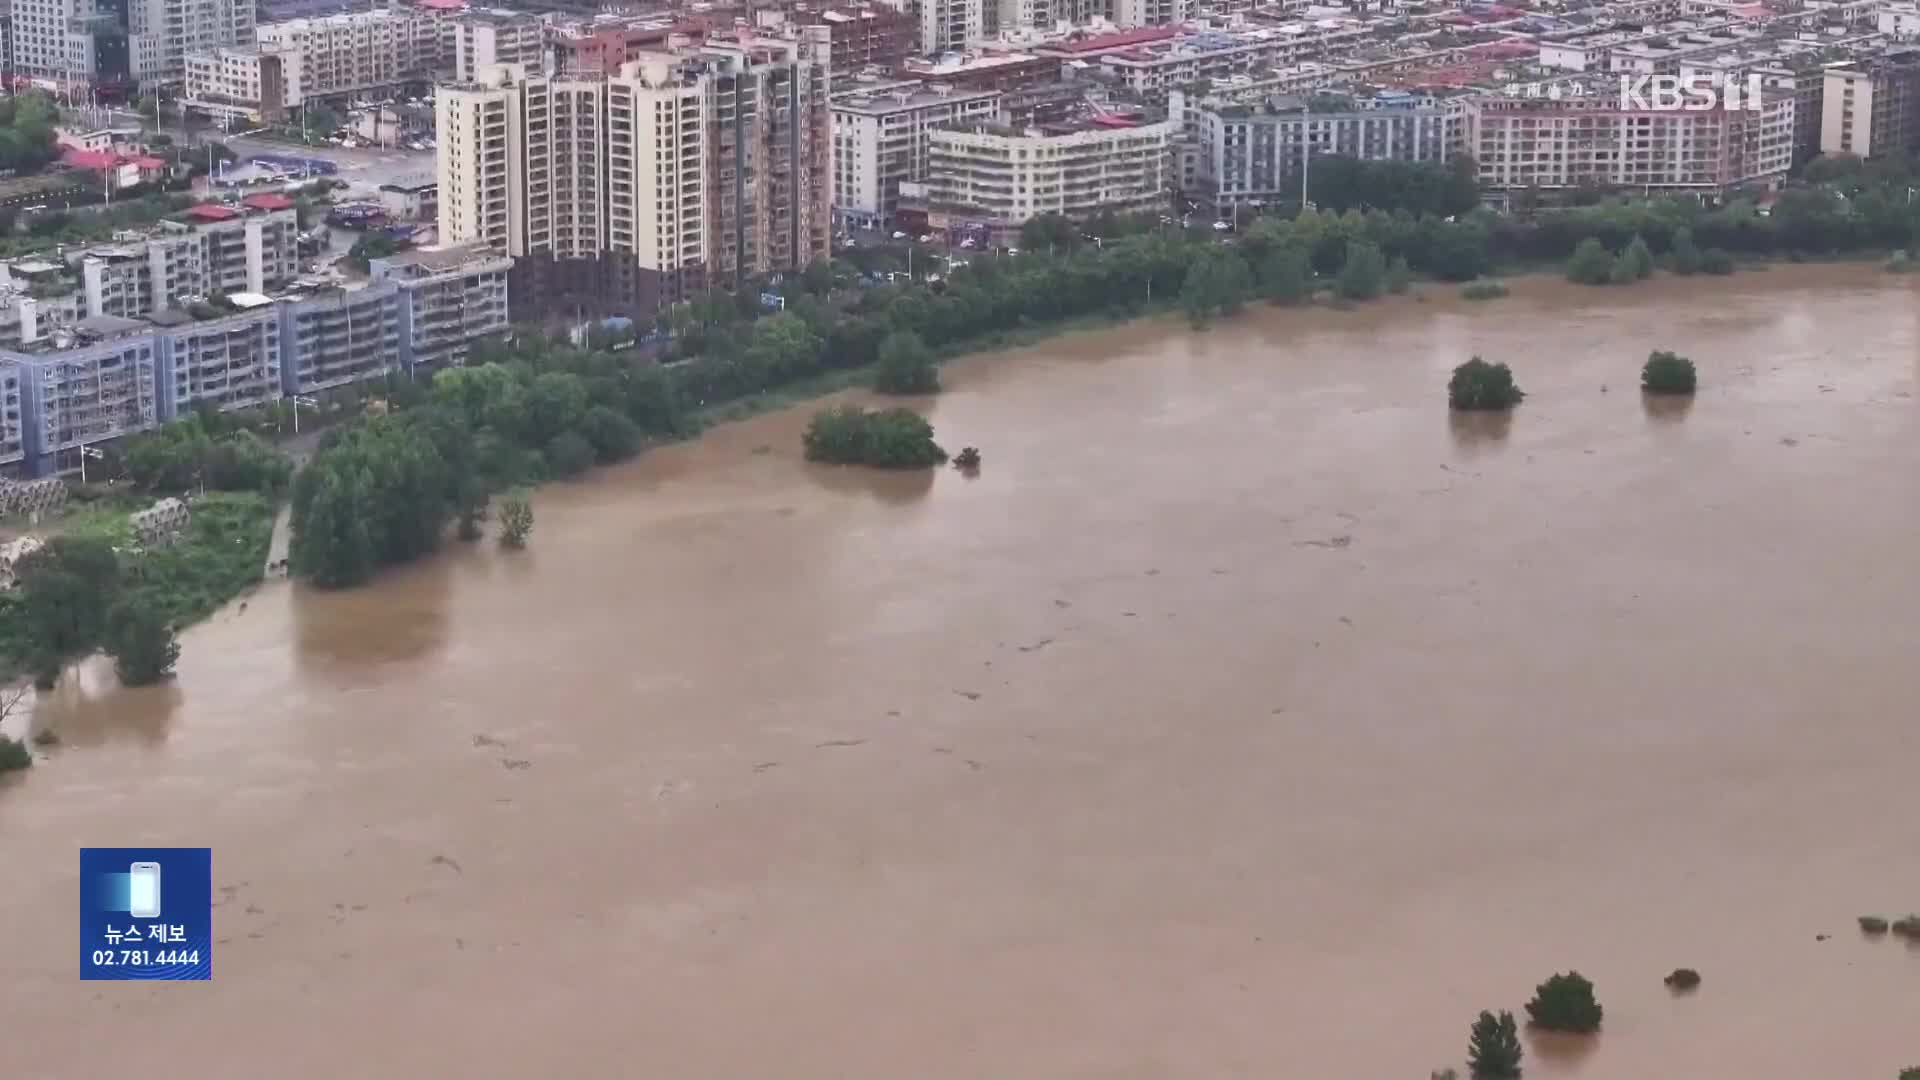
[1467, 1010, 1523, 1079]
[106, 600, 181, 687]
[1448, 357, 1525, 411]
[498, 491, 533, 549]
[1525, 971, 1604, 1033]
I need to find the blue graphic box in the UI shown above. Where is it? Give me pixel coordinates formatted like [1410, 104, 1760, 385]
[79, 847, 213, 980]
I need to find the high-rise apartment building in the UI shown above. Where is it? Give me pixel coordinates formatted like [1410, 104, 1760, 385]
[919, 0, 983, 56]
[606, 54, 708, 308]
[1821, 48, 1920, 158]
[129, 0, 255, 88]
[9, 0, 98, 88]
[1111, 0, 1191, 28]
[437, 31, 831, 317]
[453, 9, 545, 83]
[435, 63, 606, 260]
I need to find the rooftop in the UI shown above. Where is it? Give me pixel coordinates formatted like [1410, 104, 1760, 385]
[185, 204, 242, 222]
[241, 192, 295, 211]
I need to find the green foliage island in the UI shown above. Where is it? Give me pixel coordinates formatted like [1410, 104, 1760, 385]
[1641, 350, 1698, 395]
[803, 406, 947, 469]
[1448, 358, 1525, 411]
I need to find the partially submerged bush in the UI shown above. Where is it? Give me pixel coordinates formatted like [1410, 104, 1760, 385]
[0, 733, 31, 773]
[1525, 971, 1603, 1033]
[803, 405, 948, 469]
[1663, 968, 1701, 991]
[1859, 915, 1890, 936]
[1467, 1010, 1522, 1079]
[1449, 357, 1525, 411]
[1891, 915, 1920, 940]
[1700, 248, 1736, 275]
[1460, 280, 1508, 301]
[1642, 350, 1698, 395]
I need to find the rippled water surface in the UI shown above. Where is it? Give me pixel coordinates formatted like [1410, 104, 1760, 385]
[3, 266, 1917, 1079]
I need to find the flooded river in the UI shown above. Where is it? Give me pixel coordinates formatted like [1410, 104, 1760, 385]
[3, 265, 1916, 1079]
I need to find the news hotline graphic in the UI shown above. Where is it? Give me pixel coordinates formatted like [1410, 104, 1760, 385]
[80, 848, 212, 980]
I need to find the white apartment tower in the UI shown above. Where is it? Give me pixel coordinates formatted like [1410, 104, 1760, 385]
[436, 73, 515, 254]
[436, 63, 605, 260]
[130, 0, 256, 88]
[1112, 0, 1192, 27]
[607, 56, 708, 301]
[9, 0, 96, 88]
[919, 0, 983, 56]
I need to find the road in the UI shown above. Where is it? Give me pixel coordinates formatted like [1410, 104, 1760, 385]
[223, 136, 435, 193]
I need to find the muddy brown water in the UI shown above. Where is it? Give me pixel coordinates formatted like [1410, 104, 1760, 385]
[3, 265, 1917, 1080]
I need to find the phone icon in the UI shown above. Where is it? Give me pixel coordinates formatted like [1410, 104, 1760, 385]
[128, 862, 162, 919]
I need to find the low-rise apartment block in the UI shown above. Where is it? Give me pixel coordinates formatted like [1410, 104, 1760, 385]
[915, 107, 1175, 231]
[254, 8, 442, 97]
[0, 244, 510, 476]
[1191, 89, 1464, 212]
[1466, 79, 1793, 193]
[182, 47, 303, 123]
[79, 204, 300, 321]
[832, 81, 1002, 228]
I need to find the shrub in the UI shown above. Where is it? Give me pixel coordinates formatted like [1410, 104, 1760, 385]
[1892, 915, 1920, 940]
[0, 733, 30, 773]
[579, 405, 641, 463]
[802, 405, 947, 468]
[545, 431, 596, 479]
[1567, 238, 1615, 285]
[1448, 357, 1525, 411]
[1526, 971, 1603, 1033]
[1700, 248, 1736, 275]
[1669, 227, 1703, 275]
[1467, 1010, 1522, 1079]
[498, 491, 533, 549]
[1337, 240, 1387, 301]
[1460, 280, 1508, 301]
[106, 602, 180, 687]
[1858, 915, 1889, 936]
[1663, 968, 1702, 991]
[953, 446, 981, 469]
[1641, 350, 1697, 395]
[1900, 1068, 1920, 1080]
[874, 330, 940, 395]
[1622, 234, 1654, 279]
[1386, 255, 1412, 294]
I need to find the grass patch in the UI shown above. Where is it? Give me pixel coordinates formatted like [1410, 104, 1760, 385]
[130, 492, 276, 627]
[1460, 280, 1509, 301]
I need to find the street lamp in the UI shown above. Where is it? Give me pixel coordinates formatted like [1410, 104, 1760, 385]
[78, 444, 104, 484]
[290, 394, 319, 434]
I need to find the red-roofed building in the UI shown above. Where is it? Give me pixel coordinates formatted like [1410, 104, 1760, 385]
[185, 203, 243, 222]
[62, 149, 120, 171]
[241, 192, 296, 211]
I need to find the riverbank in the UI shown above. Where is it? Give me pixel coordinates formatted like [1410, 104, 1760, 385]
[0, 492, 276, 687]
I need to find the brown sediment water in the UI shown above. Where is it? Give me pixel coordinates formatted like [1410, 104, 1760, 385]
[2, 265, 1917, 1079]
